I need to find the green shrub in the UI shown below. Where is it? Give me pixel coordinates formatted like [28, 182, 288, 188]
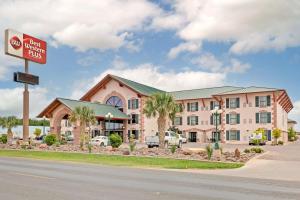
[250, 147, 264, 153]
[206, 145, 213, 160]
[244, 148, 250, 153]
[288, 128, 296, 142]
[44, 134, 57, 146]
[170, 145, 176, 154]
[0, 134, 7, 144]
[109, 133, 122, 148]
[278, 141, 284, 145]
[54, 141, 60, 147]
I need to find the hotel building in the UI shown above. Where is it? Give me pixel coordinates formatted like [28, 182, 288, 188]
[38, 74, 293, 144]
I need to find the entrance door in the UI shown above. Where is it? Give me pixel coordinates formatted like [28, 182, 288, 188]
[189, 132, 197, 142]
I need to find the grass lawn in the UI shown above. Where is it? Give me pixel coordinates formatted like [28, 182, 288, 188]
[0, 150, 243, 169]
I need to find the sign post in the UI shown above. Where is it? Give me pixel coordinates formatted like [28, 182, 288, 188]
[4, 29, 47, 142]
[23, 59, 29, 141]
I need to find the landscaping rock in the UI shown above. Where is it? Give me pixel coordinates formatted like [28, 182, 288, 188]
[39, 144, 48, 149]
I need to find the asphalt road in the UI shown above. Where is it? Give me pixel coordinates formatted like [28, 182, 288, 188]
[0, 157, 299, 200]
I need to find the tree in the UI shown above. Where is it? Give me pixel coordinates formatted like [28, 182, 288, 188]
[272, 128, 282, 145]
[69, 106, 96, 146]
[288, 127, 296, 141]
[143, 92, 182, 148]
[0, 116, 18, 144]
[33, 128, 42, 139]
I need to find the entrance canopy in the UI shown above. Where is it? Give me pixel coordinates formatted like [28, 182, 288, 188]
[37, 98, 130, 120]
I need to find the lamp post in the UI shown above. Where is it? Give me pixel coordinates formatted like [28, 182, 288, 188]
[211, 106, 223, 149]
[42, 116, 46, 135]
[105, 112, 113, 136]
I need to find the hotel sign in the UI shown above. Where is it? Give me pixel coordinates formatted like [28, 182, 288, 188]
[14, 72, 39, 85]
[5, 29, 47, 64]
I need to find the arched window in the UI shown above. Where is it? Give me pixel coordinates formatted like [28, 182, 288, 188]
[106, 96, 123, 111]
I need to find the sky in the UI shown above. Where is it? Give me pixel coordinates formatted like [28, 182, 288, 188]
[0, 0, 299, 130]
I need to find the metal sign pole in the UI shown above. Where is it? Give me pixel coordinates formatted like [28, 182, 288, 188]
[23, 59, 29, 142]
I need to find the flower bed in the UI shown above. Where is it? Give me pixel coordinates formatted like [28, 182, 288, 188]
[0, 143, 258, 163]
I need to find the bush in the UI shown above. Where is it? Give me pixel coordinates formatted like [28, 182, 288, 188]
[278, 141, 284, 145]
[44, 134, 57, 146]
[250, 147, 264, 153]
[170, 145, 176, 154]
[206, 145, 213, 160]
[244, 148, 250, 153]
[288, 128, 297, 141]
[109, 133, 122, 148]
[0, 134, 7, 144]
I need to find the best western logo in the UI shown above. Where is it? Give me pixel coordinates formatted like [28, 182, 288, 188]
[9, 36, 22, 50]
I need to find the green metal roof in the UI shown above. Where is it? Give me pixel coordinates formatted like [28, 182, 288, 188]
[215, 86, 281, 95]
[57, 98, 130, 119]
[111, 75, 165, 96]
[169, 86, 243, 100]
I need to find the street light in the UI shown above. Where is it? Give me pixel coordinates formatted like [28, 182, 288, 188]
[105, 112, 113, 136]
[42, 116, 46, 135]
[210, 106, 223, 149]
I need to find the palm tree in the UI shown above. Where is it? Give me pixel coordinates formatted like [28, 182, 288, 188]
[0, 116, 18, 144]
[69, 106, 97, 146]
[143, 92, 182, 148]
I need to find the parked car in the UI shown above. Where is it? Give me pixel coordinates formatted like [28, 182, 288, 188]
[145, 131, 183, 148]
[178, 134, 187, 143]
[90, 136, 109, 147]
[249, 133, 266, 145]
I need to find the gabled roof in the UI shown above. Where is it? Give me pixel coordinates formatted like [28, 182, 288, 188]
[215, 86, 283, 95]
[169, 86, 243, 100]
[37, 98, 130, 119]
[80, 74, 165, 100]
[288, 119, 297, 124]
[110, 75, 165, 95]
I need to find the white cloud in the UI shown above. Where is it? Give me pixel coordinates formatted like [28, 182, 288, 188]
[153, 0, 300, 54]
[0, 0, 160, 51]
[168, 42, 201, 59]
[77, 52, 101, 67]
[0, 48, 23, 80]
[192, 53, 251, 73]
[71, 60, 226, 99]
[289, 101, 300, 131]
[0, 87, 50, 118]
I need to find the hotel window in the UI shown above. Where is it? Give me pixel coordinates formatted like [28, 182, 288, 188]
[210, 101, 220, 110]
[255, 96, 271, 107]
[128, 99, 139, 109]
[187, 102, 198, 112]
[256, 112, 271, 124]
[226, 130, 240, 141]
[226, 113, 240, 124]
[131, 114, 139, 124]
[173, 117, 182, 126]
[226, 98, 240, 109]
[187, 116, 198, 126]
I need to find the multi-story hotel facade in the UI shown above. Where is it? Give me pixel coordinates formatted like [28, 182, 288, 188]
[38, 74, 293, 144]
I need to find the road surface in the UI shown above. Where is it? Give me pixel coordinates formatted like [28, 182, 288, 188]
[0, 157, 299, 200]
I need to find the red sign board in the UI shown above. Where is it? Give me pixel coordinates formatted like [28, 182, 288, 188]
[5, 29, 47, 64]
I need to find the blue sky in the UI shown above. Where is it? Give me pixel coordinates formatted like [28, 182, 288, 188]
[0, 0, 299, 129]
